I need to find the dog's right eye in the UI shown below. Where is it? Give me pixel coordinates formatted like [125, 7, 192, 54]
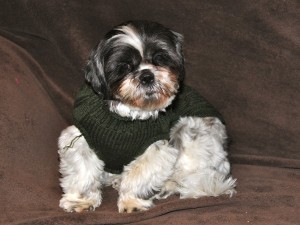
[118, 63, 132, 74]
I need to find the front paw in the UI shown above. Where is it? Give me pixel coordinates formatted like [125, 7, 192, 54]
[118, 197, 153, 213]
[59, 194, 101, 213]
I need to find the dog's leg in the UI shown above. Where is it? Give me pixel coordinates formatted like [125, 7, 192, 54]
[157, 117, 236, 199]
[118, 140, 178, 213]
[58, 125, 104, 212]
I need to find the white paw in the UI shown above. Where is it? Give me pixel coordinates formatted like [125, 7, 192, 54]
[118, 197, 153, 213]
[59, 194, 101, 213]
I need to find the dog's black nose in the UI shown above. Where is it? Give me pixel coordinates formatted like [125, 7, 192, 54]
[139, 72, 155, 85]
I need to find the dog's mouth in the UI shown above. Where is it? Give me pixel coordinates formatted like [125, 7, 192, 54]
[115, 68, 179, 110]
[115, 87, 175, 111]
[144, 87, 157, 97]
[145, 91, 155, 97]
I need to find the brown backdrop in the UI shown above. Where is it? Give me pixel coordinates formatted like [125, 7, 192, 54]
[0, 1, 299, 224]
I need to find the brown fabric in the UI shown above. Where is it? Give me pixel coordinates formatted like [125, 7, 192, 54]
[0, 0, 299, 224]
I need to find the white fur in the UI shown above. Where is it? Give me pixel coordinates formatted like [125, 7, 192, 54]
[114, 25, 144, 56]
[58, 117, 236, 213]
[118, 140, 179, 212]
[155, 117, 236, 199]
[139, 63, 154, 71]
[108, 96, 175, 120]
[58, 126, 104, 212]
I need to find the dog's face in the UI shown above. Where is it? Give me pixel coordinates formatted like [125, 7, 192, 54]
[85, 21, 185, 112]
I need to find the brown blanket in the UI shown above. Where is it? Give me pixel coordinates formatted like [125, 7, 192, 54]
[0, 1, 299, 224]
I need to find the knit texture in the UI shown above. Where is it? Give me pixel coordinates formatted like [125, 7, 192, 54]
[73, 84, 223, 174]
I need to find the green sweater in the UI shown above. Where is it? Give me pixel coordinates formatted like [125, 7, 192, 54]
[73, 84, 223, 174]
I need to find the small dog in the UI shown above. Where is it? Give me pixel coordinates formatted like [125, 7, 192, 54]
[58, 20, 236, 213]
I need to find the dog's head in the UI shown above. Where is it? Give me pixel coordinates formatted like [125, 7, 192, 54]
[85, 20, 185, 117]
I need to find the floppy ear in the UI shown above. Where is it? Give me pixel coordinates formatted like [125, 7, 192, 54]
[172, 31, 184, 56]
[172, 31, 185, 80]
[85, 44, 109, 98]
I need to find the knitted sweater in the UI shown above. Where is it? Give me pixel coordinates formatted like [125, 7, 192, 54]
[73, 84, 223, 174]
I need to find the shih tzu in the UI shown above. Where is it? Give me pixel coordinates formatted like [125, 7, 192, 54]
[58, 20, 236, 213]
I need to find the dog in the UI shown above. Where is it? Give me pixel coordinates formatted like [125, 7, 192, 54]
[58, 20, 236, 213]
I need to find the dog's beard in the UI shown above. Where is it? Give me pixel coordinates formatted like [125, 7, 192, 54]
[113, 66, 179, 111]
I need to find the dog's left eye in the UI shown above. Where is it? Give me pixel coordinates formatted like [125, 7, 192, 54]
[152, 53, 169, 66]
[118, 63, 132, 74]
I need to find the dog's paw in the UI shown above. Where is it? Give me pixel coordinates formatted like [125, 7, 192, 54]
[59, 194, 101, 213]
[118, 197, 153, 213]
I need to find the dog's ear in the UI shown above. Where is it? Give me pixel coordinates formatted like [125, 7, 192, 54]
[172, 31, 184, 56]
[85, 44, 109, 98]
[172, 31, 185, 81]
